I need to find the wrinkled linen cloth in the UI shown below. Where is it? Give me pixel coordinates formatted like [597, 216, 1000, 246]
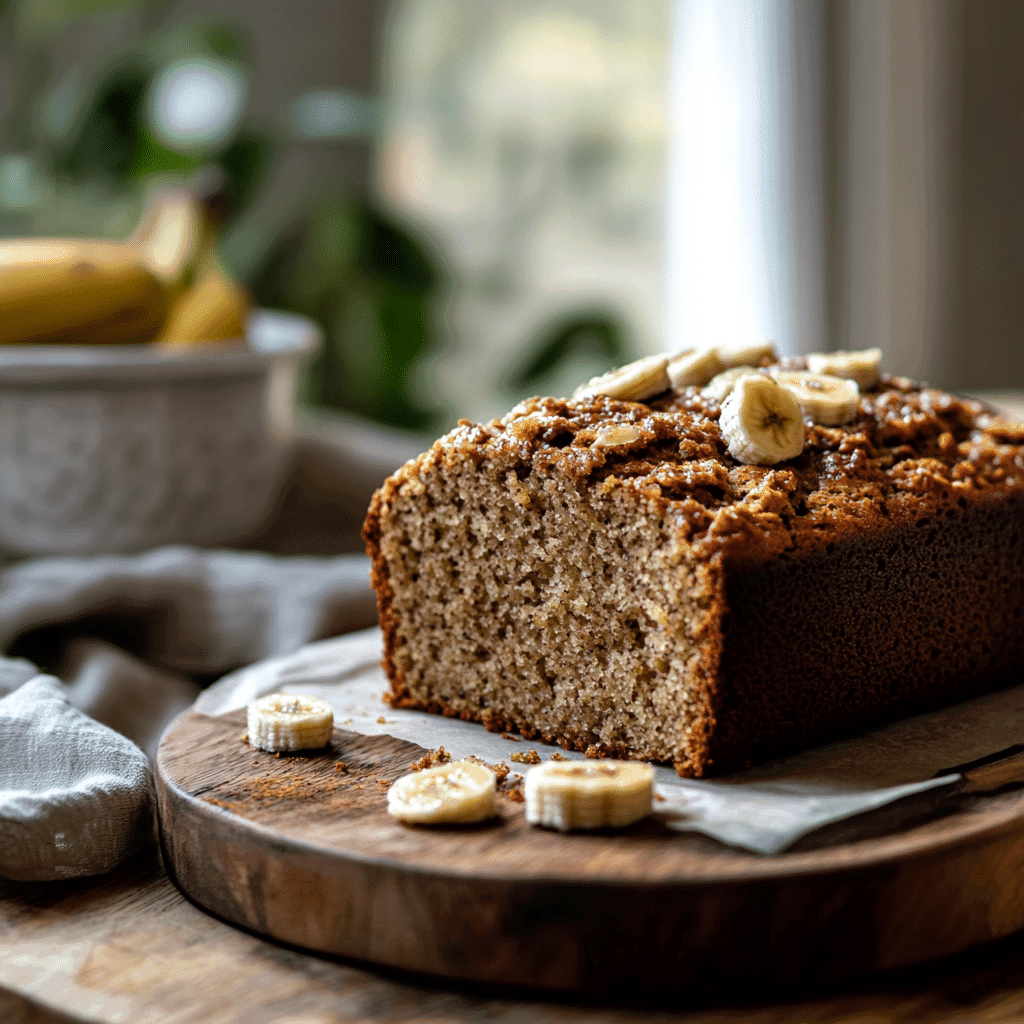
[0, 676, 154, 881]
[0, 548, 378, 881]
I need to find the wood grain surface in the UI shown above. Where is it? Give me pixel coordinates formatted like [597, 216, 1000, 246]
[157, 708, 1024, 994]
[14, 844, 1024, 1023]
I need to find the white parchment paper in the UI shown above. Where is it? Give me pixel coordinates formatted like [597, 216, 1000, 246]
[194, 627, 991, 854]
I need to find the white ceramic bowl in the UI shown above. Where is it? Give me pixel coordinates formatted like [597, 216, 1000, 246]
[0, 309, 319, 557]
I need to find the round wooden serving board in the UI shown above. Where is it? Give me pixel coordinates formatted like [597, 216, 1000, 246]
[157, 709, 1024, 995]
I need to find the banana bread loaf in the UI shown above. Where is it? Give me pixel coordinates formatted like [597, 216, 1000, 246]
[364, 355, 1024, 776]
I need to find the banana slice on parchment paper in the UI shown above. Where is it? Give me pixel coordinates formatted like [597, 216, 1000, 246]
[247, 693, 334, 752]
[772, 370, 861, 426]
[387, 761, 498, 824]
[719, 374, 805, 465]
[524, 760, 654, 831]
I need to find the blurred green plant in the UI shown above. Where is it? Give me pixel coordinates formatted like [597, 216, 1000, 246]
[248, 197, 440, 431]
[503, 309, 629, 396]
[0, 0, 267, 229]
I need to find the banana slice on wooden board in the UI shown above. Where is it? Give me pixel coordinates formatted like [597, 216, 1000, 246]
[806, 347, 882, 390]
[719, 374, 805, 465]
[573, 355, 671, 402]
[247, 694, 334, 752]
[387, 761, 498, 824]
[524, 760, 654, 831]
[772, 370, 861, 426]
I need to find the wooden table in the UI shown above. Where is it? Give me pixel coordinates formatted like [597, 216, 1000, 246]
[5, 846, 1024, 1024]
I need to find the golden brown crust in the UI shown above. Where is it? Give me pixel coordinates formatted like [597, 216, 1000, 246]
[373, 379, 1024, 571]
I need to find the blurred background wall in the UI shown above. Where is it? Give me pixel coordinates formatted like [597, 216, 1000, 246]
[0, 0, 1021, 434]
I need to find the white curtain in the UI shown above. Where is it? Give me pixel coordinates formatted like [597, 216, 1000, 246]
[665, 0, 826, 357]
[665, 0, 953, 381]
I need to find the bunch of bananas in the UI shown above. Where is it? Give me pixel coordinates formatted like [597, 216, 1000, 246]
[0, 189, 251, 348]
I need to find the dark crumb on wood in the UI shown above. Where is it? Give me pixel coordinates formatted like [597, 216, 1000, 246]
[240, 771, 332, 802]
[409, 746, 451, 772]
[335, 762, 348, 773]
[274, 752, 282, 759]
[550, 752, 567, 761]
[240, 733, 248, 743]
[510, 749, 541, 765]
[377, 779, 390, 788]
[501, 732, 520, 741]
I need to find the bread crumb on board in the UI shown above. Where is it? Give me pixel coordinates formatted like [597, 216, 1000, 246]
[409, 746, 451, 772]
[510, 749, 541, 765]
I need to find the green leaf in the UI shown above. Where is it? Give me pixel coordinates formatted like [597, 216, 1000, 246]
[505, 310, 629, 391]
[48, 58, 151, 182]
[358, 205, 436, 290]
[129, 131, 199, 178]
[217, 128, 272, 216]
[248, 194, 442, 431]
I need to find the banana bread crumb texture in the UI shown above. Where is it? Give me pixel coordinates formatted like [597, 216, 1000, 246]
[364, 368, 1024, 776]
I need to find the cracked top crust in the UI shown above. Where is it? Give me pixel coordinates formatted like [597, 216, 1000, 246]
[374, 369, 1024, 572]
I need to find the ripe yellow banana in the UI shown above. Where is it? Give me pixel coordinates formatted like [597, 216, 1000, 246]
[0, 239, 168, 345]
[155, 258, 251, 347]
